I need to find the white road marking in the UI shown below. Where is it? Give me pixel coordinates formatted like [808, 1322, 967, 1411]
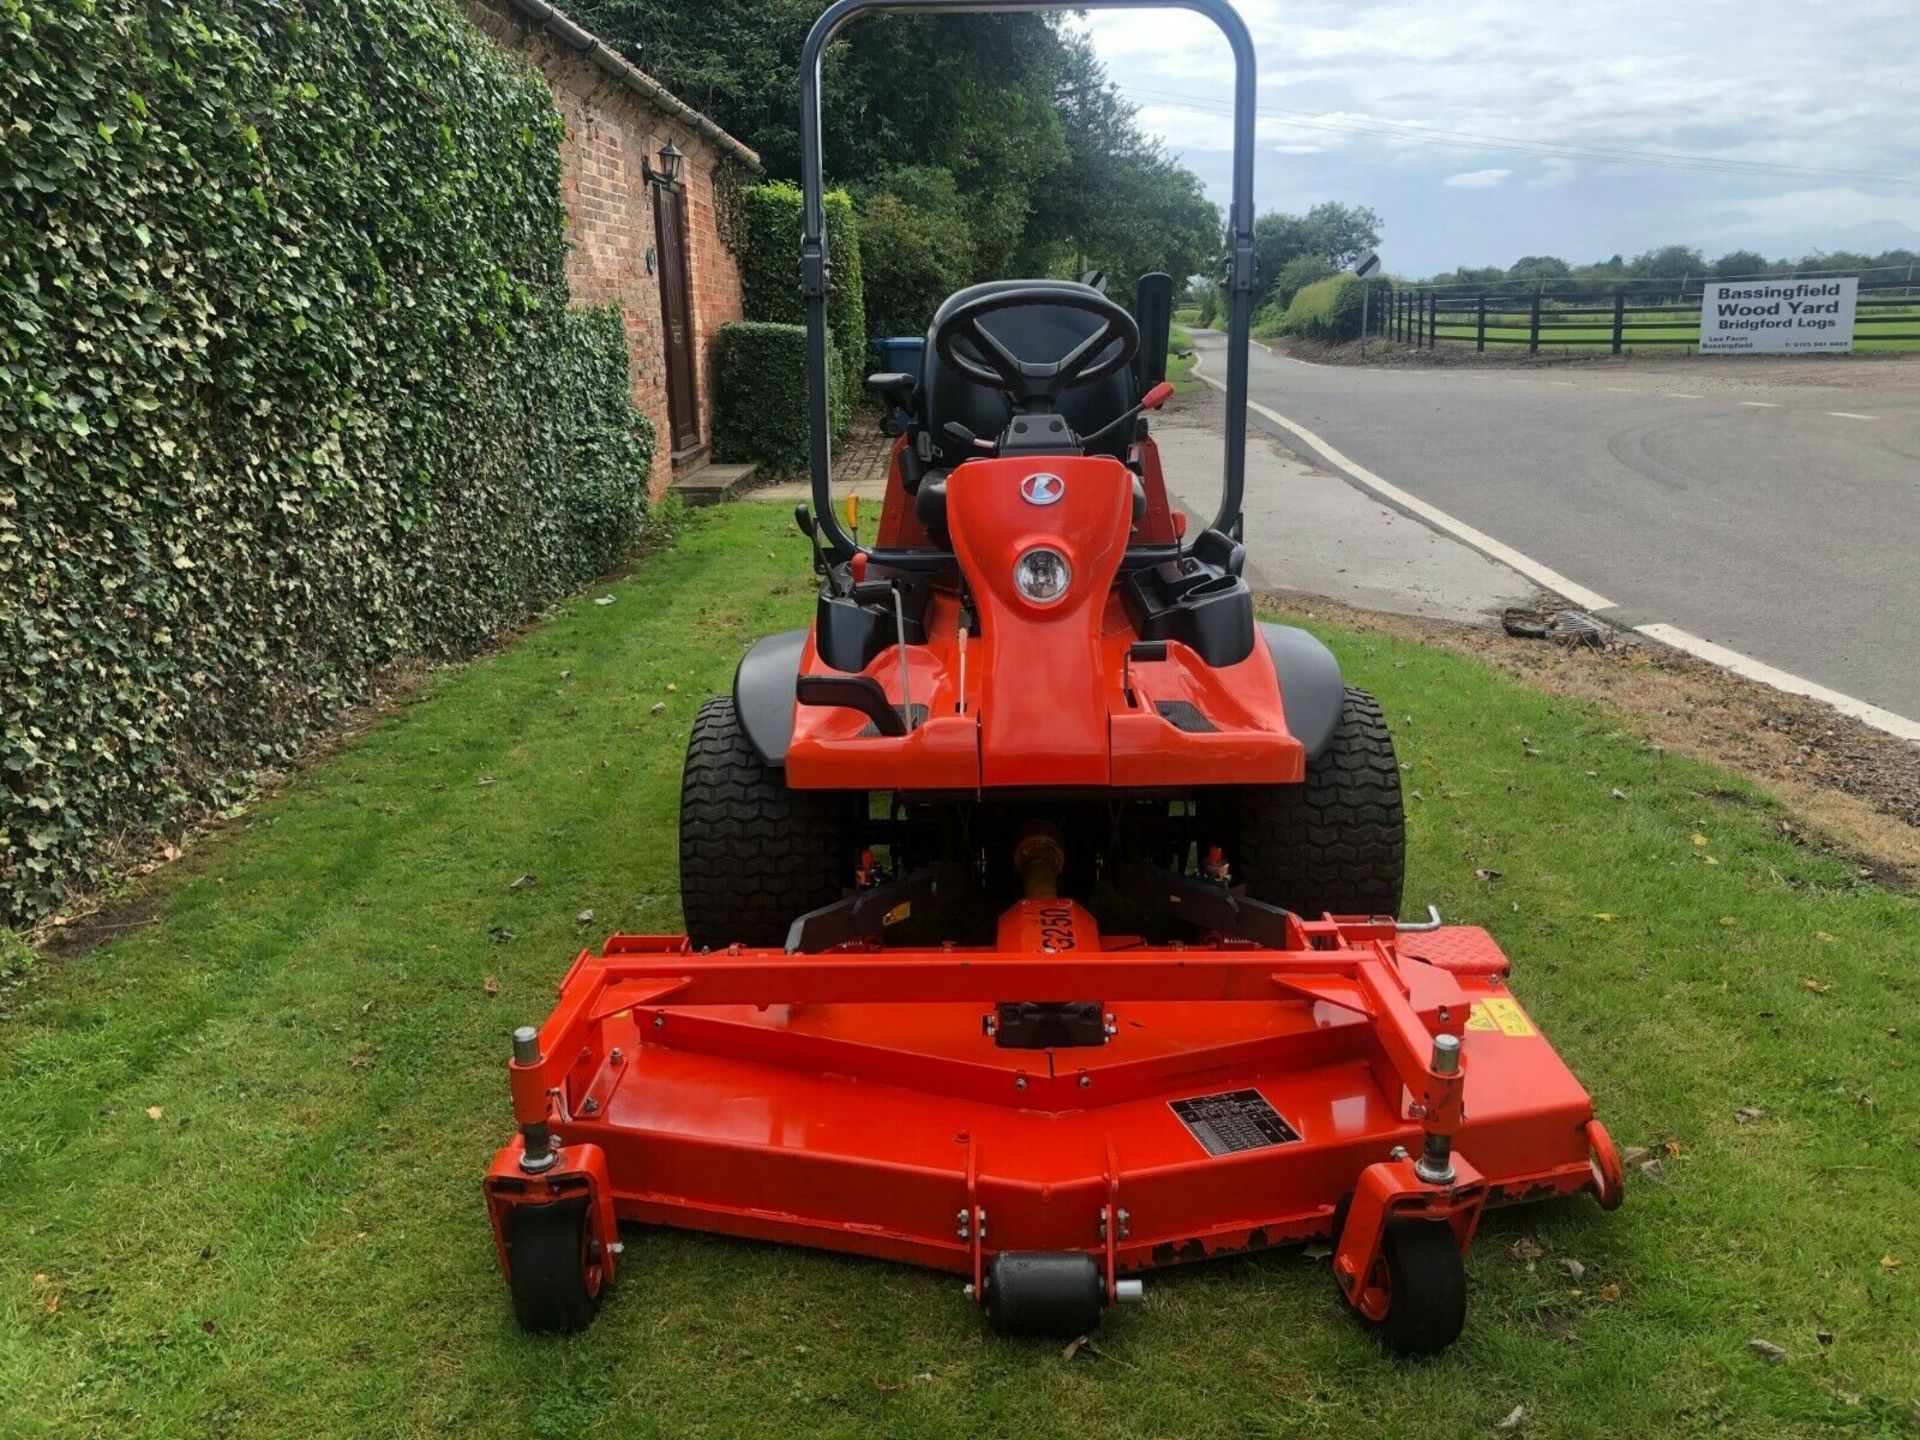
[1826, 411, 1876, 421]
[1190, 343, 1920, 742]
[1191, 358, 1617, 611]
[1549, 380, 1577, 386]
[1636, 625, 1920, 742]
[1664, 392, 1704, 399]
[1602, 386, 1636, 392]
[1740, 401, 1778, 408]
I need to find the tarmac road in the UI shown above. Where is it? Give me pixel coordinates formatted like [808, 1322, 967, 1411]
[1189, 330, 1920, 729]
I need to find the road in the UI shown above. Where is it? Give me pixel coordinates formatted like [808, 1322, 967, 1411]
[1188, 331, 1920, 728]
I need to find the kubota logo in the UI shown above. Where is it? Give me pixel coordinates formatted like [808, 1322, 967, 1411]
[1020, 472, 1065, 506]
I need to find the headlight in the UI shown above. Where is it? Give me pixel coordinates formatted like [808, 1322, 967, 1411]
[1013, 546, 1071, 605]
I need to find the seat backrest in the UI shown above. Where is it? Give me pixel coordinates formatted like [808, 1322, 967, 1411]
[919, 280, 1134, 471]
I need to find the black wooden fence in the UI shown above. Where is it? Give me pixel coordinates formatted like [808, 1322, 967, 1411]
[1381, 279, 1920, 354]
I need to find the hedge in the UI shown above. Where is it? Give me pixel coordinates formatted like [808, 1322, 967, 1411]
[711, 322, 846, 474]
[0, 0, 655, 925]
[1279, 274, 1393, 343]
[738, 182, 865, 432]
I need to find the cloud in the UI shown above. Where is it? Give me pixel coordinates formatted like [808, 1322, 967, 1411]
[1444, 168, 1512, 189]
[1075, 0, 1920, 270]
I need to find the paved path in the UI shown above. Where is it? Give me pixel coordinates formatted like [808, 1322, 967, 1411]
[1190, 331, 1920, 730]
[1152, 414, 1532, 623]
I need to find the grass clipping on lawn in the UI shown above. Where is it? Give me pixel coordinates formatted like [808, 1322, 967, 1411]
[0, 505, 1915, 1439]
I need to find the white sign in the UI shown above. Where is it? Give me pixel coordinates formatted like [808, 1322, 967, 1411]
[1699, 278, 1856, 353]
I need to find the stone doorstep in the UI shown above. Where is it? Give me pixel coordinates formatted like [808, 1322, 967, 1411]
[668, 460, 756, 507]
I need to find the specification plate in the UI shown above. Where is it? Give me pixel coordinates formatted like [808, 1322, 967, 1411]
[1169, 1089, 1303, 1156]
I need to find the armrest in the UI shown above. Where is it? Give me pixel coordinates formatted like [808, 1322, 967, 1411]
[865, 371, 917, 412]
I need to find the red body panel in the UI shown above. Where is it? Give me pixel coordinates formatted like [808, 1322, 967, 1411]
[486, 910, 1612, 1285]
[789, 442, 1303, 792]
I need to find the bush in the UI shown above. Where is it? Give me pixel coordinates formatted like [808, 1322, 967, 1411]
[711, 323, 844, 474]
[0, 0, 654, 925]
[1279, 275, 1392, 343]
[856, 167, 977, 339]
[738, 182, 863, 430]
[1271, 255, 1338, 311]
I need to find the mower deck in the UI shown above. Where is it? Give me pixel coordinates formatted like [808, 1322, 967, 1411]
[486, 899, 1620, 1339]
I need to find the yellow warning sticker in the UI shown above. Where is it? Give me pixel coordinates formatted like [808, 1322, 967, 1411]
[883, 901, 912, 926]
[1480, 998, 1536, 1037]
[1465, 1004, 1497, 1032]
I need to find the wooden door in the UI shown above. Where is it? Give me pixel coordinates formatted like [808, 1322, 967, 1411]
[654, 183, 701, 454]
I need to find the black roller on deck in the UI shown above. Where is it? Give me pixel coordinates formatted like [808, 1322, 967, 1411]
[983, 1251, 1106, 1337]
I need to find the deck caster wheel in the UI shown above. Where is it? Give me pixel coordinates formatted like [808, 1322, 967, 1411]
[507, 1198, 607, 1335]
[1356, 1220, 1467, 1357]
[983, 1252, 1104, 1337]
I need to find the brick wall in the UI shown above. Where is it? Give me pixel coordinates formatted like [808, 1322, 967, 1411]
[466, 0, 751, 496]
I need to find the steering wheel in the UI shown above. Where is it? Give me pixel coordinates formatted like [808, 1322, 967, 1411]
[933, 283, 1140, 408]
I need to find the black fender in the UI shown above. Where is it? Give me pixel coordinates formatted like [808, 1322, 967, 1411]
[1261, 622, 1344, 761]
[732, 628, 807, 767]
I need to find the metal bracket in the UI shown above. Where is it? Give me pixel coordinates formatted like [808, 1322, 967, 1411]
[799, 245, 829, 299]
[1230, 236, 1258, 294]
[784, 863, 969, 953]
[1118, 860, 1297, 948]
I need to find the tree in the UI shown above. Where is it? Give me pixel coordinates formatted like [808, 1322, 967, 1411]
[1711, 250, 1769, 280]
[856, 168, 978, 336]
[1508, 255, 1571, 282]
[1014, 31, 1219, 299]
[1252, 203, 1381, 304]
[573, 2, 1224, 316]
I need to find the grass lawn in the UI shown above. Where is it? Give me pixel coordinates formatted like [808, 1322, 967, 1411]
[3, 504, 1917, 1439]
[1168, 323, 1200, 391]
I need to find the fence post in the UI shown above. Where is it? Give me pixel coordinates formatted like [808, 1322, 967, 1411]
[1426, 290, 1436, 349]
[1476, 295, 1486, 352]
[1528, 291, 1541, 354]
[1395, 289, 1404, 342]
[1612, 289, 1625, 354]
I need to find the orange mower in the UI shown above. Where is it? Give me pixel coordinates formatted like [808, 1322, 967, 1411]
[484, 0, 1622, 1353]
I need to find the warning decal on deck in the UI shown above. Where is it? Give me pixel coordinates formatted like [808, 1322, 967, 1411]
[1466, 999, 1535, 1037]
[1170, 1089, 1303, 1156]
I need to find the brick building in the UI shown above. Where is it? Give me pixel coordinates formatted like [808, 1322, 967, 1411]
[466, 0, 759, 495]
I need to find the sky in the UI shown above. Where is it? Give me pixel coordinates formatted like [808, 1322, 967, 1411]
[1075, 0, 1920, 278]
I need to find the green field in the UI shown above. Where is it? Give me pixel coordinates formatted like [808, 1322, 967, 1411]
[1428, 304, 1920, 355]
[2, 505, 1916, 1438]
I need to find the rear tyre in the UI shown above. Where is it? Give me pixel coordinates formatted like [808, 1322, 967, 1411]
[507, 1199, 605, 1335]
[680, 696, 855, 948]
[1235, 686, 1404, 918]
[1366, 1220, 1467, 1357]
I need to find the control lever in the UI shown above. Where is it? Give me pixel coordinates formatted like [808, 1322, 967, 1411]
[847, 580, 915, 732]
[1080, 381, 1176, 452]
[943, 420, 997, 456]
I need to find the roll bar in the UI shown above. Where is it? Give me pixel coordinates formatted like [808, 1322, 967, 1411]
[798, 0, 1256, 566]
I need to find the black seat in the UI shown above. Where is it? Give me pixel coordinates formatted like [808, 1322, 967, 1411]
[919, 280, 1135, 473]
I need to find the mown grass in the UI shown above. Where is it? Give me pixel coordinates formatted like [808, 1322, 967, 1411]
[2, 504, 1916, 1439]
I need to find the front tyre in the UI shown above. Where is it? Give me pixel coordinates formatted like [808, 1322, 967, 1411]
[1237, 686, 1404, 918]
[679, 696, 856, 948]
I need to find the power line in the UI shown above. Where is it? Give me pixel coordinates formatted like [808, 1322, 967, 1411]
[1117, 85, 1918, 187]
